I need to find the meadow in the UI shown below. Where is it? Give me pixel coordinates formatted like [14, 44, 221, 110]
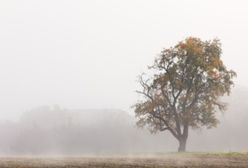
[0, 153, 248, 168]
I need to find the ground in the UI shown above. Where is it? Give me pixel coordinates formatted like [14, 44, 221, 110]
[0, 153, 248, 168]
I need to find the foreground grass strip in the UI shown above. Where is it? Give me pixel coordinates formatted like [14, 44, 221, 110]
[0, 153, 248, 168]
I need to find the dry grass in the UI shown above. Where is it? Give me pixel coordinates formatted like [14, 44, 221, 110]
[0, 153, 248, 168]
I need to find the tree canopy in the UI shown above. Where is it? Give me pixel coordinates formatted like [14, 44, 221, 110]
[133, 37, 236, 152]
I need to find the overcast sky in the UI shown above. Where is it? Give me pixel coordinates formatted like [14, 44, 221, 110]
[0, 0, 247, 121]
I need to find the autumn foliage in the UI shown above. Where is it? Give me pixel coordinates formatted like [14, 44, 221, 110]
[133, 37, 236, 152]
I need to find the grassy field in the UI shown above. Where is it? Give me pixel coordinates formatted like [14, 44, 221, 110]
[0, 153, 248, 168]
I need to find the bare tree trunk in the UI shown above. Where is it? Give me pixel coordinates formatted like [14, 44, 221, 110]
[177, 122, 189, 152]
[178, 137, 187, 152]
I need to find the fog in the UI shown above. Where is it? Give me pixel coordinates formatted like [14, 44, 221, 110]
[0, 87, 248, 155]
[0, 0, 248, 155]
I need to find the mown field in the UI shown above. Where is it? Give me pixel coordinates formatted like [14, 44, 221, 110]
[0, 153, 248, 168]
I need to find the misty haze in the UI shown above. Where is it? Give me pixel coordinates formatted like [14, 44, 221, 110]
[0, 87, 248, 155]
[0, 0, 248, 167]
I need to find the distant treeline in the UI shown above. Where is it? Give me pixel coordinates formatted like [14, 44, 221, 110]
[0, 87, 248, 155]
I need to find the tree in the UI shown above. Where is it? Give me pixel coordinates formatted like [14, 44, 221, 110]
[133, 37, 236, 152]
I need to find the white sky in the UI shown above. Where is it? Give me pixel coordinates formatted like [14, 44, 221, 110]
[0, 0, 247, 120]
